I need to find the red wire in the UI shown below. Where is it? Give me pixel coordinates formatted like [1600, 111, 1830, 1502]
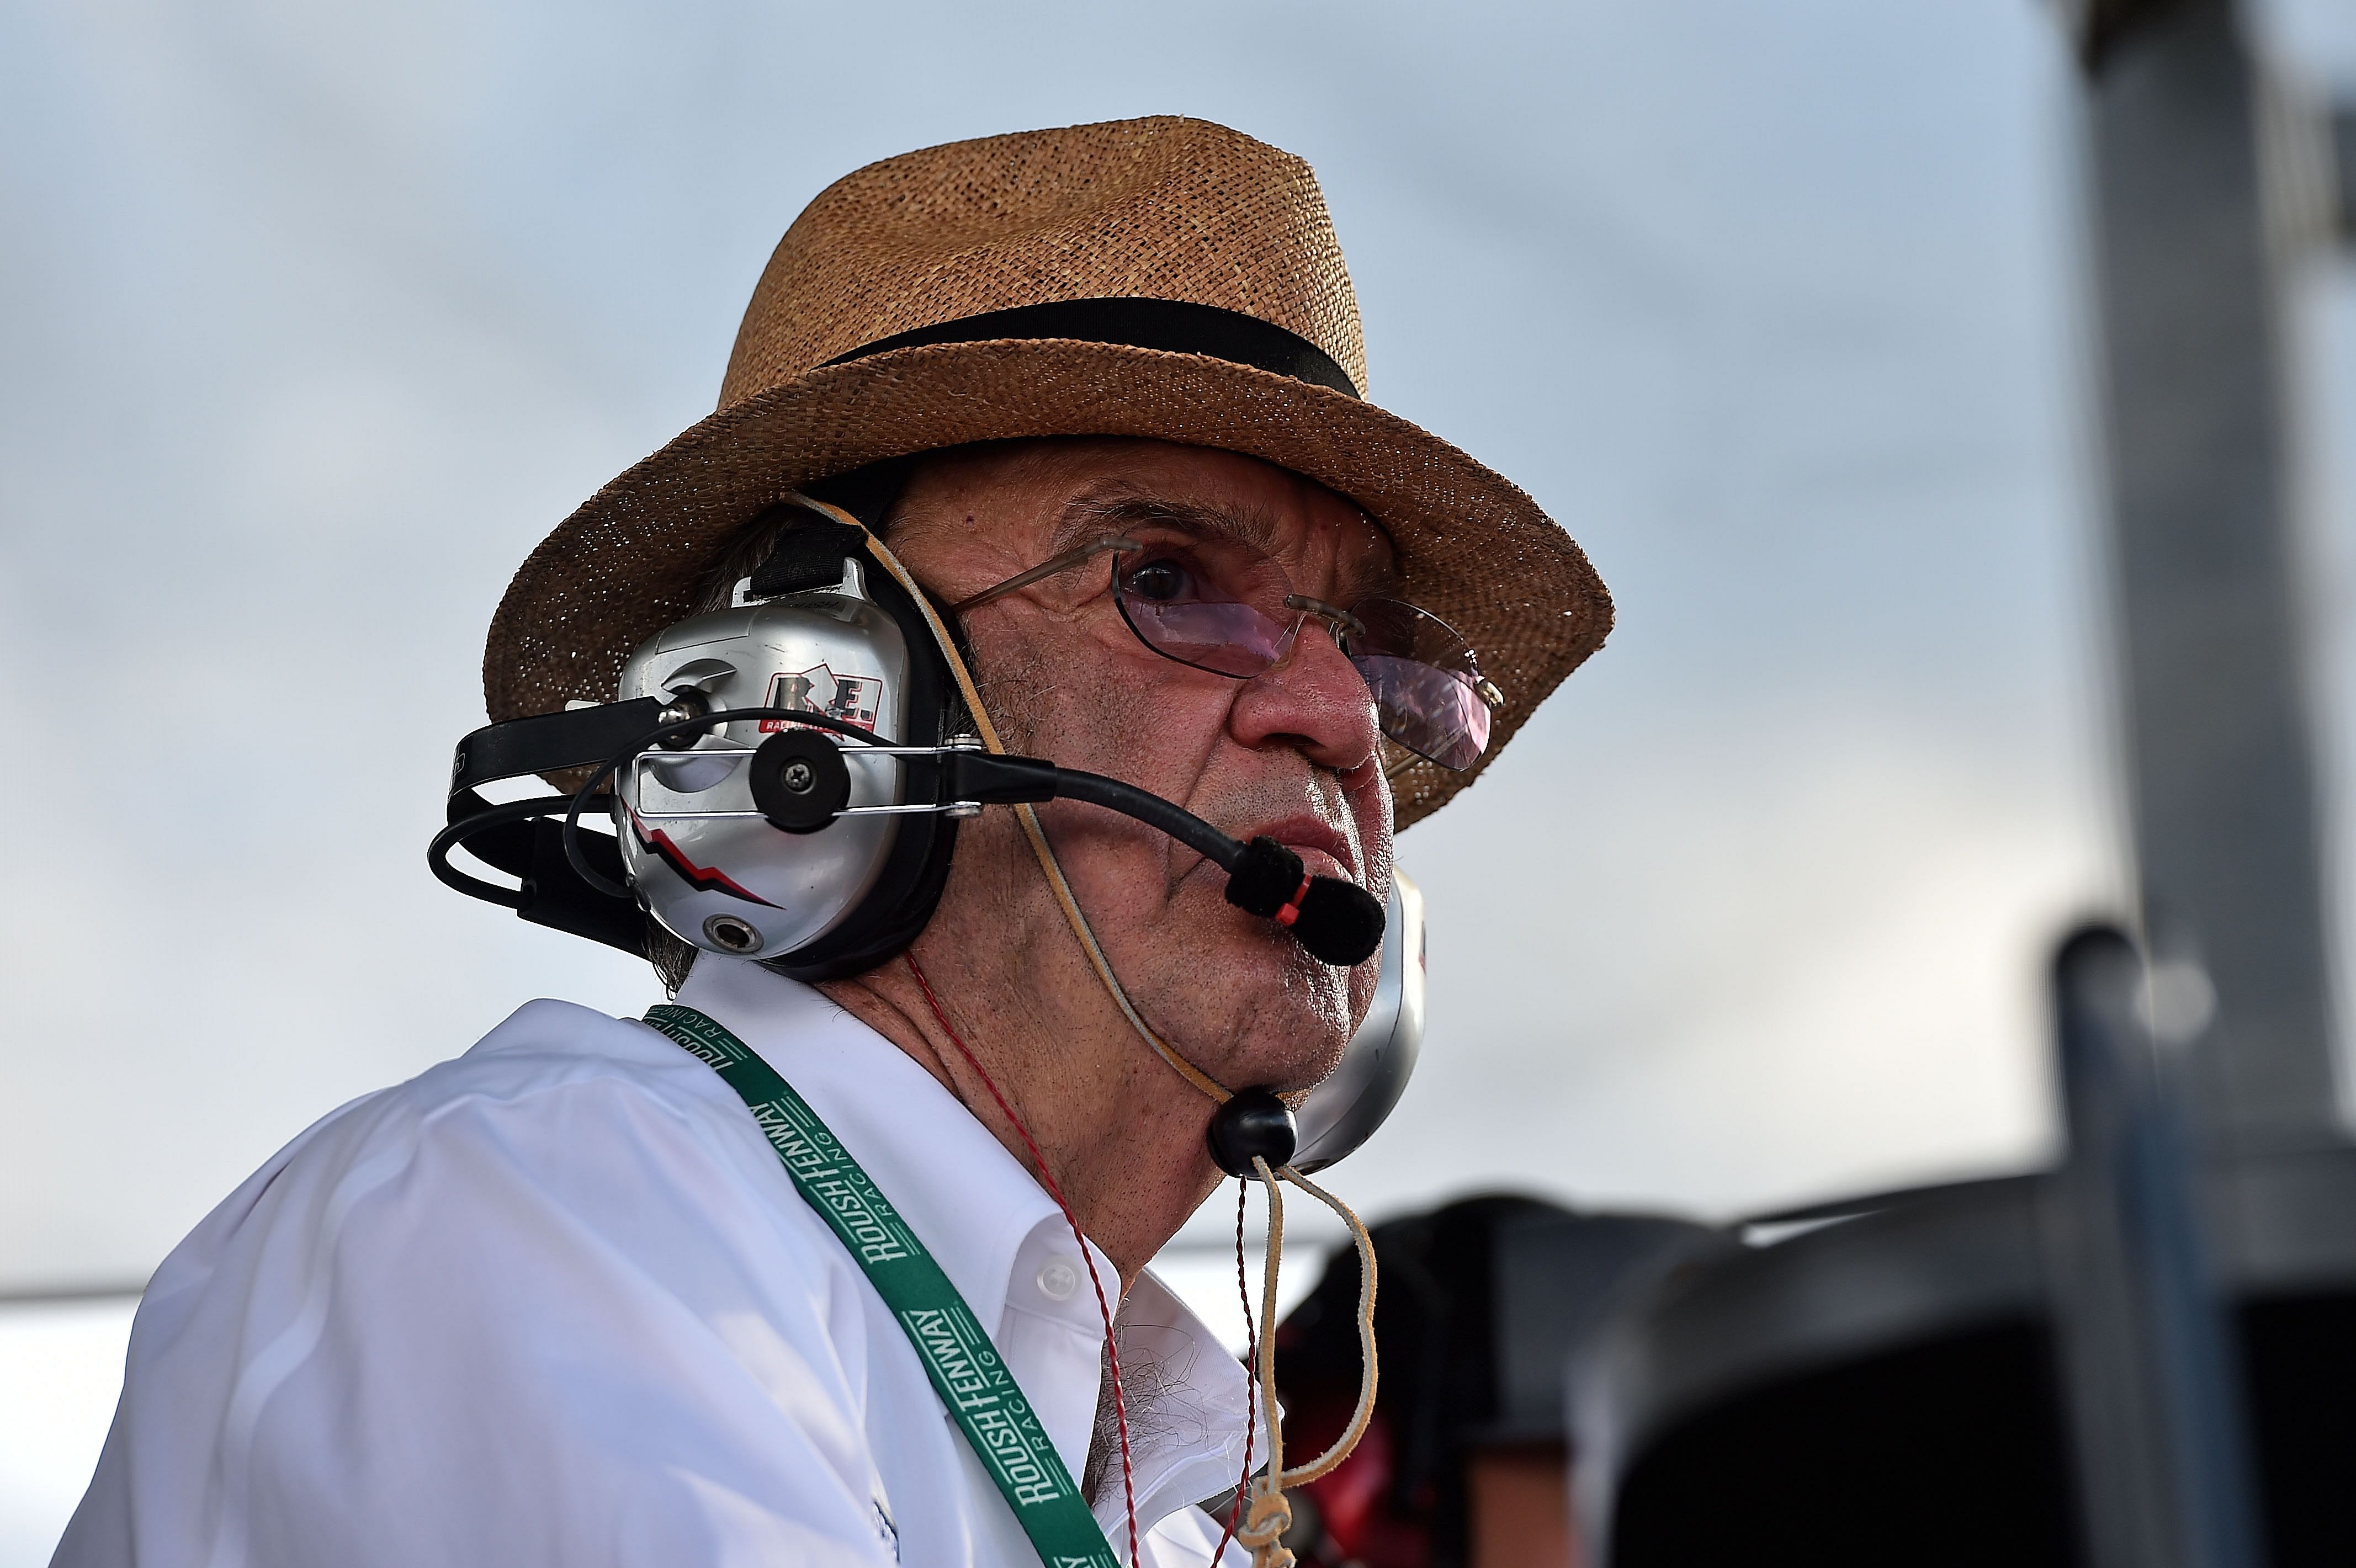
[1210, 1176, 1257, 1564]
[904, 953, 1140, 1568]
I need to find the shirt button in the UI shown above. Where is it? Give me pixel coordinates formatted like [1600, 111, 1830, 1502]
[1036, 1258, 1080, 1301]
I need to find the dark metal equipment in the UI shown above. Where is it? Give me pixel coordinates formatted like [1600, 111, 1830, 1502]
[2047, 929, 2267, 1568]
[1568, 1120, 2356, 1565]
[1570, 939, 2353, 1568]
[1564, 2, 2356, 1564]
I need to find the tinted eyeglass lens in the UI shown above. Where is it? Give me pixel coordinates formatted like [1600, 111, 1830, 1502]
[1345, 598, 1492, 770]
[1351, 655, 1490, 770]
[1113, 539, 1294, 678]
[1110, 540, 1493, 770]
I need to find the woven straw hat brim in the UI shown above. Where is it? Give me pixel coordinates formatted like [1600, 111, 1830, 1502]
[485, 337, 1611, 830]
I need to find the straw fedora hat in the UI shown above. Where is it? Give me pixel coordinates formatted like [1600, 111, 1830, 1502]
[485, 115, 1610, 828]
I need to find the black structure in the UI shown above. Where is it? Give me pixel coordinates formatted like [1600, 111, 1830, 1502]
[1270, 1197, 1713, 1568]
[1570, 1139, 2356, 1567]
[1567, 4, 2356, 1565]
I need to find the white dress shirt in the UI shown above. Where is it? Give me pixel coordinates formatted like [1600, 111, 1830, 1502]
[56, 958, 1259, 1567]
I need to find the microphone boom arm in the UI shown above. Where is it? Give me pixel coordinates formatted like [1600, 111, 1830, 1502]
[434, 705, 1384, 969]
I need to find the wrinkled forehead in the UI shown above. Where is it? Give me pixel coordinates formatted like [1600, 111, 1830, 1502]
[1047, 476, 1403, 602]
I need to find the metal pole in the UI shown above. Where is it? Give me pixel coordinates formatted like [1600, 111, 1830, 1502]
[2335, 105, 2356, 241]
[2082, 0, 2343, 1143]
[2046, 926, 2268, 1568]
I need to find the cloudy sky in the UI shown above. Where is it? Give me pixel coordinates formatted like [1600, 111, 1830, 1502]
[4, 0, 2354, 1303]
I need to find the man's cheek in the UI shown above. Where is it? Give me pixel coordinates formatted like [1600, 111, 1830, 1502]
[1357, 805, 1395, 893]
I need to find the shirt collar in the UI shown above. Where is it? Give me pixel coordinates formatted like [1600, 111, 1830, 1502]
[669, 958, 1262, 1526]
[676, 956, 1058, 1363]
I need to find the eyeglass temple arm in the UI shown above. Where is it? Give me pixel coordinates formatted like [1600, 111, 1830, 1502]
[948, 536, 1144, 613]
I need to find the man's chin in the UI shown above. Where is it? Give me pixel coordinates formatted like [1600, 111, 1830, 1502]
[1227, 1027, 1352, 1099]
[1164, 954, 1354, 1094]
[1104, 890, 1359, 1073]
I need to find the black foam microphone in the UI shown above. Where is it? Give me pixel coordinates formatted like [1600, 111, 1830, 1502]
[1220, 837, 1387, 967]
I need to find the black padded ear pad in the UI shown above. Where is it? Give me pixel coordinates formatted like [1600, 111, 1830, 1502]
[757, 516, 974, 982]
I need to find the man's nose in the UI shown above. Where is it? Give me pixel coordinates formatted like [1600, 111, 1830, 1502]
[1226, 616, 1381, 772]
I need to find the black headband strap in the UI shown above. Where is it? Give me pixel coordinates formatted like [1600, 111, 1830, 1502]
[820, 297, 1361, 400]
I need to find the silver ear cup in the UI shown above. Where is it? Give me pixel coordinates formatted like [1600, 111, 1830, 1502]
[1291, 869, 1425, 1173]
[614, 567, 916, 961]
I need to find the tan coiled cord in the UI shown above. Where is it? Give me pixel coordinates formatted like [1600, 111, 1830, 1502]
[1233, 1159, 1379, 1567]
[788, 493, 1379, 1566]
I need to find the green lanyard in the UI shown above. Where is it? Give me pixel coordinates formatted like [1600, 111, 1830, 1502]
[643, 1004, 1122, 1568]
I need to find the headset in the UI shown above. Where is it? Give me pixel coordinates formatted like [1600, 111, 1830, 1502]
[431, 499, 1424, 1170]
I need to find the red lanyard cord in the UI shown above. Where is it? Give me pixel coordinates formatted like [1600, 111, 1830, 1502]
[904, 952, 1140, 1568]
[1211, 1176, 1259, 1564]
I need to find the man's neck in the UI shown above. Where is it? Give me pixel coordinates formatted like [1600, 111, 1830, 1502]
[818, 944, 1226, 1293]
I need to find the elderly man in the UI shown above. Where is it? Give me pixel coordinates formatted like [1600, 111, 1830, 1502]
[57, 118, 1608, 1568]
